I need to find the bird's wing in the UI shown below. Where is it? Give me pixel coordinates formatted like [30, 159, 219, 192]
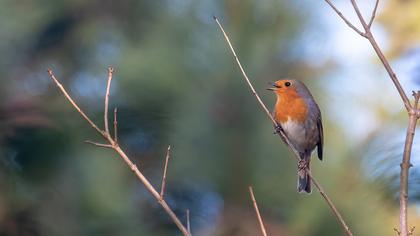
[316, 116, 323, 161]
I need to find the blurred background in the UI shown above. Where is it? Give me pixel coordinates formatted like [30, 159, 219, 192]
[0, 0, 420, 235]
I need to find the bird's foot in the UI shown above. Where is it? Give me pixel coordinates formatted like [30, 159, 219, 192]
[298, 159, 309, 171]
[274, 124, 284, 134]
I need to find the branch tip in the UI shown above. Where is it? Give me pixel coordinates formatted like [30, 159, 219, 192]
[368, 0, 380, 28]
[248, 186, 268, 236]
[160, 145, 172, 198]
[186, 209, 191, 234]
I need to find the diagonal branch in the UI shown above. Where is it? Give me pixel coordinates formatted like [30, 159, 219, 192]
[48, 69, 191, 236]
[249, 186, 268, 236]
[214, 16, 353, 236]
[324, 0, 366, 37]
[48, 69, 106, 137]
[213, 16, 298, 158]
[325, 0, 412, 111]
[160, 145, 171, 199]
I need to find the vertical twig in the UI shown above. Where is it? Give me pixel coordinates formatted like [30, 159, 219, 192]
[399, 93, 419, 235]
[104, 67, 114, 137]
[368, 0, 380, 28]
[249, 186, 268, 236]
[113, 107, 118, 143]
[186, 209, 191, 235]
[160, 145, 171, 199]
[48, 69, 191, 236]
[214, 16, 353, 236]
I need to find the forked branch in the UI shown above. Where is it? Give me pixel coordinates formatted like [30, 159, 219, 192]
[48, 68, 191, 236]
[323, 1, 419, 235]
[214, 16, 353, 236]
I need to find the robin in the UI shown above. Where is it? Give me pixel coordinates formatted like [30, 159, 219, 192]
[268, 79, 323, 193]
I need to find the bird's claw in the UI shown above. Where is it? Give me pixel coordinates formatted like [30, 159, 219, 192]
[274, 124, 283, 134]
[298, 159, 309, 171]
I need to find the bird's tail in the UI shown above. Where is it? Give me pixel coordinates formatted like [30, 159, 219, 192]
[297, 156, 311, 194]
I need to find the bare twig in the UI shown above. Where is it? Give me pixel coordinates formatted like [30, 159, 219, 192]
[104, 67, 114, 136]
[214, 16, 353, 236]
[324, 0, 366, 37]
[308, 171, 352, 235]
[114, 107, 118, 143]
[249, 186, 268, 236]
[186, 209, 191, 235]
[48, 69, 191, 236]
[400, 110, 417, 236]
[85, 140, 113, 148]
[160, 145, 171, 199]
[213, 16, 299, 158]
[213, 16, 276, 126]
[413, 91, 420, 110]
[368, 0, 380, 28]
[394, 228, 401, 235]
[324, 1, 419, 235]
[47, 69, 105, 137]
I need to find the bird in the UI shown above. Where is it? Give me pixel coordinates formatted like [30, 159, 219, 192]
[268, 79, 323, 193]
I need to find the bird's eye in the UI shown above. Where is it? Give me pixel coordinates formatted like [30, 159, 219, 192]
[285, 82, 291, 87]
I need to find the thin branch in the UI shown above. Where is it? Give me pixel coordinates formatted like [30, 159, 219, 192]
[324, 0, 366, 37]
[368, 0, 380, 28]
[214, 16, 353, 236]
[399, 109, 418, 236]
[47, 69, 105, 137]
[85, 140, 113, 148]
[186, 209, 191, 235]
[114, 107, 118, 143]
[48, 69, 191, 236]
[308, 171, 352, 235]
[412, 91, 420, 110]
[213, 16, 276, 126]
[104, 67, 114, 137]
[213, 16, 299, 158]
[160, 145, 171, 199]
[349, 0, 368, 28]
[248, 186, 268, 236]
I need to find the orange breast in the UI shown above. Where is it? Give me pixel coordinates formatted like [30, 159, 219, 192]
[274, 90, 308, 123]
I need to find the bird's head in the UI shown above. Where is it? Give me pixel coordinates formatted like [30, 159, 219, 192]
[267, 79, 299, 96]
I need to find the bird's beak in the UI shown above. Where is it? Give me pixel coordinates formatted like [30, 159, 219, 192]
[267, 82, 280, 91]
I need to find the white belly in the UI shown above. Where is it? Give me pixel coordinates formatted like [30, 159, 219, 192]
[281, 117, 314, 153]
